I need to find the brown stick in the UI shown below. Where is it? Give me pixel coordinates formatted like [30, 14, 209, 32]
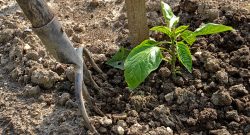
[125, 0, 149, 46]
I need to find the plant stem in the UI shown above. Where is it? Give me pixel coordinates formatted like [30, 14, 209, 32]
[170, 36, 176, 79]
[170, 44, 176, 79]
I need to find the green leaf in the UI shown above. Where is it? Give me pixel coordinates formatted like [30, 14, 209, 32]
[194, 23, 233, 36]
[176, 42, 192, 73]
[181, 30, 196, 45]
[169, 16, 179, 29]
[150, 26, 172, 37]
[161, 1, 179, 28]
[161, 1, 174, 22]
[124, 40, 162, 89]
[175, 25, 189, 35]
[106, 47, 130, 70]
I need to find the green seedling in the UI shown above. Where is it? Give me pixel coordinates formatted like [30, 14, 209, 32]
[108, 1, 233, 89]
[106, 47, 130, 70]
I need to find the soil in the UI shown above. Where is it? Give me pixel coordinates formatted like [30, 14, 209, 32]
[0, 0, 250, 135]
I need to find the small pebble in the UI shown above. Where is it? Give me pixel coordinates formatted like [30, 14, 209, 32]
[225, 110, 240, 122]
[58, 93, 70, 106]
[112, 113, 127, 120]
[229, 84, 248, 97]
[117, 120, 127, 128]
[112, 125, 124, 135]
[23, 85, 41, 97]
[205, 58, 220, 72]
[216, 70, 228, 84]
[209, 128, 230, 135]
[128, 110, 139, 117]
[159, 67, 171, 78]
[99, 127, 107, 133]
[211, 90, 232, 106]
[164, 92, 174, 102]
[100, 117, 112, 126]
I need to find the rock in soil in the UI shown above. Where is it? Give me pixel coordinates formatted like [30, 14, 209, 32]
[22, 85, 41, 97]
[193, 69, 201, 79]
[65, 66, 75, 82]
[234, 99, 245, 111]
[55, 81, 72, 92]
[65, 99, 78, 108]
[174, 87, 195, 104]
[211, 90, 232, 106]
[58, 93, 70, 106]
[0, 29, 15, 43]
[127, 123, 149, 135]
[128, 110, 139, 117]
[225, 110, 240, 122]
[244, 125, 250, 134]
[229, 84, 248, 97]
[129, 95, 157, 112]
[153, 105, 175, 127]
[31, 69, 61, 89]
[199, 108, 217, 122]
[10, 66, 22, 80]
[147, 126, 173, 135]
[215, 70, 228, 84]
[9, 38, 23, 61]
[99, 117, 113, 127]
[159, 67, 171, 78]
[209, 128, 230, 135]
[205, 58, 220, 72]
[112, 125, 124, 135]
[26, 50, 39, 61]
[153, 105, 170, 118]
[92, 53, 107, 64]
[72, 33, 83, 43]
[173, 76, 184, 86]
[230, 45, 249, 67]
[99, 127, 107, 133]
[164, 92, 174, 103]
[180, 0, 198, 13]
[228, 121, 240, 130]
[117, 120, 127, 129]
[112, 113, 127, 121]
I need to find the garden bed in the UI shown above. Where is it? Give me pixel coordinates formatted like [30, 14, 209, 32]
[0, 0, 249, 134]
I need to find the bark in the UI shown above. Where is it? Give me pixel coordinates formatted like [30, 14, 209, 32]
[125, 0, 149, 46]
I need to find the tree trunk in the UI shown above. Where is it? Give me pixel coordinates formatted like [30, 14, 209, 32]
[125, 0, 149, 46]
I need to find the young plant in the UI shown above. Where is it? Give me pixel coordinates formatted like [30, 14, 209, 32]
[108, 1, 233, 89]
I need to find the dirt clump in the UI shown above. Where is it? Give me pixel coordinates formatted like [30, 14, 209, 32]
[31, 69, 61, 89]
[211, 90, 232, 106]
